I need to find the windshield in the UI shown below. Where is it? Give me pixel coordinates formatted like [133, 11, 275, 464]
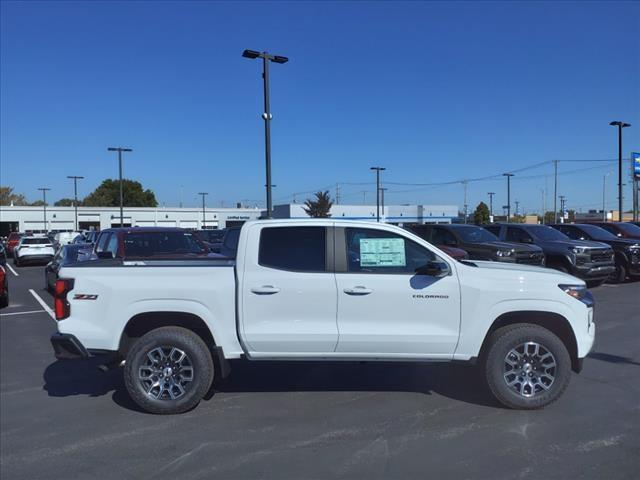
[198, 230, 225, 243]
[123, 231, 207, 257]
[453, 226, 499, 243]
[527, 225, 569, 241]
[578, 225, 618, 241]
[22, 238, 52, 245]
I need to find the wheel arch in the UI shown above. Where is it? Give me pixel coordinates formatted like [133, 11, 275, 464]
[479, 310, 581, 373]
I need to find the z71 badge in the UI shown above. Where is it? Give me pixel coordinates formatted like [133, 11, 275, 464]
[73, 294, 98, 300]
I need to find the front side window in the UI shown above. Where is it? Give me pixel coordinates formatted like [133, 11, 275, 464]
[557, 226, 584, 240]
[259, 227, 326, 272]
[345, 228, 435, 274]
[454, 226, 499, 243]
[431, 227, 458, 246]
[506, 227, 533, 243]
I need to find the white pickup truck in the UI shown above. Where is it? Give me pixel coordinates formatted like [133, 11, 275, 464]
[51, 220, 595, 414]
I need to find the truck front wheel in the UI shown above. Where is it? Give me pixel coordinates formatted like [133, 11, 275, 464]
[484, 324, 571, 409]
[124, 326, 214, 414]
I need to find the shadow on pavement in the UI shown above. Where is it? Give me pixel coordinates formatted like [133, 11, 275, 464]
[43, 358, 502, 412]
[588, 351, 640, 366]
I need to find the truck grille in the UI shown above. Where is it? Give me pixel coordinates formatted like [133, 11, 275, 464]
[516, 252, 545, 265]
[590, 249, 613, 263]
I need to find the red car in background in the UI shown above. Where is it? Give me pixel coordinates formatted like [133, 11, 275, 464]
[437, 244, 469, 261]
[0, 265, 8, 308]
[6, 233, 23, 255]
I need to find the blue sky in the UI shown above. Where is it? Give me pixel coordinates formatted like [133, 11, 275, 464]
[1, 1, 638, 214]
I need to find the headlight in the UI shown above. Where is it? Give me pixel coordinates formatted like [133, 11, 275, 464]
[496, 249, 513, 257]
[570, 246, 587, 255]
[558, 284, 593, 308]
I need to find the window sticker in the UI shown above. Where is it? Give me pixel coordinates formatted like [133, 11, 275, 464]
[359, 238, 406, 267]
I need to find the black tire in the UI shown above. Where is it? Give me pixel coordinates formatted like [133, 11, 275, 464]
[0, 293, 8, 308]
[13, 257, 20, 267]
[611, 260, 627, 284]
[483, 324, 571, 410]
[124, 326, 214, 414]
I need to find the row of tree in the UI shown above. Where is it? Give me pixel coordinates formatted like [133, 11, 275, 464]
[0, 180, 158, 207]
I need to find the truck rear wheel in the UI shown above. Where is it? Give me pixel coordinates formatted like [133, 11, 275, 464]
[484, 324, 571, 409]
[124, 326, 214, 414]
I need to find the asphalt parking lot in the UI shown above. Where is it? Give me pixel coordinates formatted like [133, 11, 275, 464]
[1, 263, 639, 480]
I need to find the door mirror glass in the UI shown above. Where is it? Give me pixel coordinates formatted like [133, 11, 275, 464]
[415, 261, 450, 277]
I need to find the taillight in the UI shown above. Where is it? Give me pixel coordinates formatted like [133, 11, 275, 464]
[54, 279, 74, 320]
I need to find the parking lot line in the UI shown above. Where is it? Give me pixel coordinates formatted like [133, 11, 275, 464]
[28, 289, 55, 320]
[0, 309, 48, 317]
[5, 263, 19, 276]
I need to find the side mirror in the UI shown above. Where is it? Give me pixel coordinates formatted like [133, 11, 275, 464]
[415, 261, 450, 277]
[96, 251, 114, 259]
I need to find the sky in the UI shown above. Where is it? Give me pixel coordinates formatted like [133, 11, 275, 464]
[1, 1, 639, 214]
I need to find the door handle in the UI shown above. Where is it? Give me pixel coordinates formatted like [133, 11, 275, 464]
[343, 286, 373, 295]
[251, 285, 281, 295]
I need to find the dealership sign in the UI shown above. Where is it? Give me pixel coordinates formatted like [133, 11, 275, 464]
[634, 152, 640, 179]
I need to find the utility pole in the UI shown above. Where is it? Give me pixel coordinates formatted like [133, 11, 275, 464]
[559, 195, 566, 223]
[462, 180, 468, 224]
[37, 187, 50, 232]
[361, 191, 367, 204]
[633, 153, 639, 222]
[242, 50, 289, 219]
[540, 188, 545, 224]
[335, 183, 341, 205]
[107, 147, 133, 227]
[67, 176, 84, 231]
[370, 167, 385, 222]
[380, 188, 388, 222]
[609, 121, 631, 221]
[198, 192, 208, 228]
[488, 192, 495, 221]
[503, 173, 514, 223]
[553, 160, 559, 223]
[515, 200, 520, 217]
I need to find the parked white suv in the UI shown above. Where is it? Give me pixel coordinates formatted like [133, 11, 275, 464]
[54, 231, 81, 246]
[14, 236, 56, 266]
[51, 220, 595, 414]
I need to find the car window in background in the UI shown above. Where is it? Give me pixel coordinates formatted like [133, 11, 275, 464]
[259, 227, 326, 272]
[96, 233, 110, 253]
[431, 227, 457, 246]
[455, 226, 499, 243]
[526, 225, 569, 241]
[345, 227, 435, 274]
[123, 231, 207, 257]
[222, 228, 241, 256]
[556, 226, 583, 240]
[506, 227, 533, 243]
[483, 225, 501, 236]
[578, 225, 618, 241]
[616, 223, 640, 235]
[22, 238, 52, 245]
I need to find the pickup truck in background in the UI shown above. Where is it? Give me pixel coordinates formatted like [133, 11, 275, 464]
[483, 224, 615, 286]
[551, 223, 640, 283]
[51, 220, 595, 414]
[409, 224, 545, 265]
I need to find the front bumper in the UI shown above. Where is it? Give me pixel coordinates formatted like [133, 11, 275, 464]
[51, 333, 89, 360]
[574, 264, 615, 280]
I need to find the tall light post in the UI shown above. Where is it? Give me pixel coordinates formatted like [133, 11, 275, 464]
[107, 147, 133, 227]
[609, 121, 631, 221]
[370, 167, 386, 222]
[559, 195, 566, 223]
[553, 160, 559, 223]
[503, 173, 514, 222]
[487, 192, 495, 221]
[198, 192, 208, 228]
[603, 171, 612, 221]
[67, 176, 84, 231]
[380, 187, 388, 222]
[242, 49, 289, 219]
[37, 187, 50, 232]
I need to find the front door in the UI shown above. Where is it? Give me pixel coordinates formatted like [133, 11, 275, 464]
[240, 225, 339, 355]
[335, 226, 461, 357]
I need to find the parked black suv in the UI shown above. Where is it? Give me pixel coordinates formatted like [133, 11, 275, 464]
[551, 223, 640, 283]
[409, 224, 545, 264]
[483, 224, 615, 285]
[588, 222, 640, 240]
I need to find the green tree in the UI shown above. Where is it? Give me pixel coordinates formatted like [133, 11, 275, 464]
[473, 201, 490, 225]
[54, 198, 76, 207]
[304, 191, 333, 218]
[83, 179, 158, 207]
[30, 200, 46, 206]
[0, 186, 29, 206]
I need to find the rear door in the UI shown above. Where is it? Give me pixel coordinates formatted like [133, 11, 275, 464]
[334, 226, 461, 357]
[240, 224, 339, 355]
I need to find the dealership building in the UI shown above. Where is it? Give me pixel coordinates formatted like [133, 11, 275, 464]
[0, 203, 458, 236]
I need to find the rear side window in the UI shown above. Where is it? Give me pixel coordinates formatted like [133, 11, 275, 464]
[123, 231, 206, 257]
[259, 227, 326, 272]
[96, 233, 111, 253]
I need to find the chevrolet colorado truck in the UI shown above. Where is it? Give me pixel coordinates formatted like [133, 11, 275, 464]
[50, 220, 595, 414]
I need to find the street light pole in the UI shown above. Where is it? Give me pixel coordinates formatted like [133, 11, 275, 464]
[503, 173, 514, 223]
[67, 176, 84, 231]
[107, 147, 133, 227]
[553, 160, 559, 223]
[242, 49, 289, 219]
[38, 188, 50, 232]
[380, 188, 388, 222]
[609, 121, 631, 221]
[370, 167, 386, 222]
[603, 171, 612, 221]
[559, 195, 566, 223]
[487, 192, 495, 221]
[198, 192, 208, 228]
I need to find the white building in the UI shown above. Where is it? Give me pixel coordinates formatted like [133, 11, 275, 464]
[0, 205, 262, 235]
[273, 203, 458, 225]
